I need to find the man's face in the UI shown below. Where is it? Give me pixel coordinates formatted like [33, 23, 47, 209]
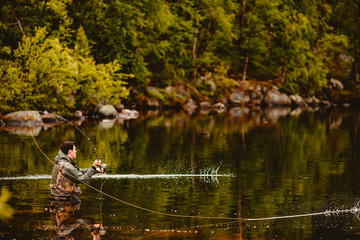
[68, 146, 77, 159]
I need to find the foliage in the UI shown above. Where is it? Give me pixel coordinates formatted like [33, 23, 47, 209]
[0, 27, 129, 114]
[0, 187, 14, 222]
[0, 0, 358, 112]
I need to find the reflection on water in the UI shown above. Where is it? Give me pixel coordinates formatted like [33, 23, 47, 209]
[50, 200, 104, 239]
[1, 108, 360, 239]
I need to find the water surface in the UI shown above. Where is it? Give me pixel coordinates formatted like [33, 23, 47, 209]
[1, 108, 360, 239]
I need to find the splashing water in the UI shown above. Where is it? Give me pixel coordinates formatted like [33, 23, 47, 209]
[0, 173, 234, 181]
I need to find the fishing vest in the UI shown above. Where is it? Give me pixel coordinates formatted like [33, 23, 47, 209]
[52, 162, 81, 197]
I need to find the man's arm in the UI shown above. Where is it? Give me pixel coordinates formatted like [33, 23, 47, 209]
[62, 164, 97, 183]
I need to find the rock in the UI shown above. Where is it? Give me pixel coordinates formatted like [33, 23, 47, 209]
[183, 98, 198, 114]
[207, 80, 217, 92]
[41, 112, 63, 123]
[146, 99, 160, 109]
[117, 109, 139, 120]
[329, 78, 344, 90]
[229, 92, 249, 105]
[73, 110, 85, 120]
[3, 111, 43, 127]
[264, 90, 291, 107]
[213, 102, 225, 110]
[290, 94, 308, 107]
[200, 101, 212, 110]
[115, 104, 125, 111]
[165, 86, 174, 94]
[339, 53, 352, 62]
[98, 105, 117, 119]
[319, 100, 331, 107]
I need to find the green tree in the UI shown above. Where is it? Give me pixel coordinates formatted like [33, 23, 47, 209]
[0, 27, 129, 114]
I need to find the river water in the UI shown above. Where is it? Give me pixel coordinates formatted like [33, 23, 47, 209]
[1, 107, 360, 239]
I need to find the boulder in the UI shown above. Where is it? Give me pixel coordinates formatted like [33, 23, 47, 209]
[183, 98, 198, 114]
[329, 78, 344, 90]
[145, 99, 160, 109]
[117, 109, 139, 120]
[213, 102, 225, 110]
[3, 111, 43, 127]
[73, 110, 85, 120]
[98, 105, 117, 119]
[229, 92, 249, 105]
[41, 112, 63, 123]
[200, 101, 212, 110]
[264, 90, 291, 107]
[290, 94, 308, 108]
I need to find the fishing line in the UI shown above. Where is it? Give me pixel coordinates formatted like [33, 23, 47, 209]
[26, 112, 360, 222]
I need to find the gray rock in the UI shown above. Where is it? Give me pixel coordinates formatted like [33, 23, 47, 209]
[165, 86, 174, 94]
[290, 94, 308, 107]
[115, 104, 125, 111]
[200, 101, 212, 110]
[183, 98, 198, 114]
[73, 110, 85, 120]
[3, 111, 43, 127]
[213, 102, 225, 110]
[41, 113, 63, 123]
[146, 99, 160, 108]
[329, 78, 344, 90]
[264, 90, 291, 107]
[230, 92, 249, 105]
[98, 105, 117, 119]
[117, 109, 139, 120]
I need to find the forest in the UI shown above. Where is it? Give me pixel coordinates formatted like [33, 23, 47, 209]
[0, 0, 359, 115]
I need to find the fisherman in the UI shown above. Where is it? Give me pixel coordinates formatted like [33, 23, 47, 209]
[50, 141, 103, 202]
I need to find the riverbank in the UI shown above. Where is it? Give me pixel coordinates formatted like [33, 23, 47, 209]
[0, 79, 355, 127]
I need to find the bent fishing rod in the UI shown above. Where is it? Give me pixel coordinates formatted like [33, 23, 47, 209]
[37, 111, 99, 160]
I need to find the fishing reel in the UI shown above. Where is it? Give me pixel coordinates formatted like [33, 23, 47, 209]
[95, 162, 108, 173]
[99, 163, 108, 171]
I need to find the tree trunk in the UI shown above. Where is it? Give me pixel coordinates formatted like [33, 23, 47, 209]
[266, 22, 273, 58]
[12, 1, 26, 37]
[241, 0, 246, 38]
[353, 10, 360, 82]
[281, 57, 287, 85]
[192, 20, 199, 83]
[242, 52, 249, 81]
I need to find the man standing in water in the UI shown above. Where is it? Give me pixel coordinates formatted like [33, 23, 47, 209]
[50, 141, 102, 202]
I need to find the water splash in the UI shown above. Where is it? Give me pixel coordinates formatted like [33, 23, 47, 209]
[0, 173, 234, 181]
[246, 201, 360, 221]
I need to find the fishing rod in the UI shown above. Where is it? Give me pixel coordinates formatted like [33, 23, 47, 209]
[38, 111, 99, 160]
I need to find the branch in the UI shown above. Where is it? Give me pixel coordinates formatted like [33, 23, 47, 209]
[12, 2, 26, 38]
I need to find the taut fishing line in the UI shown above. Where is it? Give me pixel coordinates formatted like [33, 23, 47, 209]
[27, 111, 360, 222]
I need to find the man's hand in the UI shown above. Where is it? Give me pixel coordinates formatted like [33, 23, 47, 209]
[93, 159, 103, 173]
